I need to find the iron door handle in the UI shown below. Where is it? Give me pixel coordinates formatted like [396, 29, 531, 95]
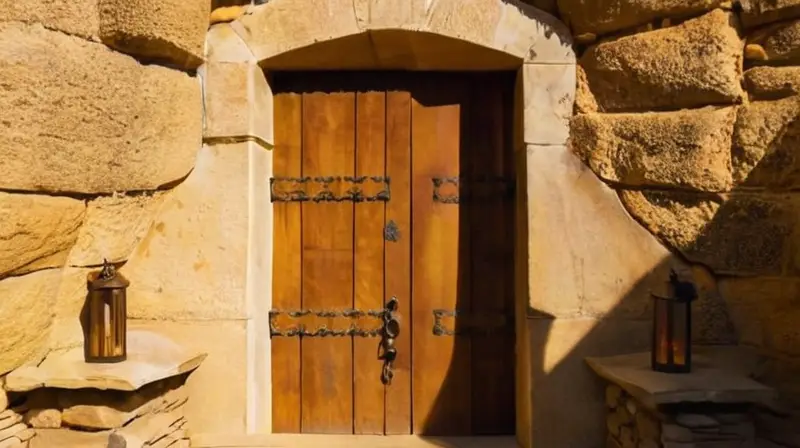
[380, 296, 400, 385]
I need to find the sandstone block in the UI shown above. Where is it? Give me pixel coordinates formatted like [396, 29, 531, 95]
[676, 413, 719, 428]
[745, 66, 800, 100]
[30, 428, 111, 448]
[557, 0, 723, 36]
[24, 408, 61, 429]
[733, 96, 800, 188]
[577, 10, 743, 113]
[0, 23, 201, 195]
[203, 61, 274, 146]
[0, 0, 99, 39]
[606, 384, 623, 408]
[0, 411, 22, 431]
[719, 277, 800, 352]
[206, 23, 254, 63]
[0, 437, 22, 448]
[523, 63, 575, 145]
[689, 265, 737, 345]
[108, 409, 182, 447]
[571, 107, 735, 191]
[0, 270, 61, 375]
[619, 190, 797, 276]
[426, 0, 574, 63]
[747, 19, 800, 64]
[741, 0, 800, 28]
[661, 423, 694, 442]
[525, 145, 680, 318]
[0, 423, 26, 442]
[123, 144, 251, 320]
[0, 379, 7, 412]
[0, 193, 85, 278]
[60, 380, 186, 429]
[237, 0, 574, 65]
[67, 192, 167, 267]
[235, 0, 361, 62]
[637, 411, 662, 441]
[98, 0, 210, 69]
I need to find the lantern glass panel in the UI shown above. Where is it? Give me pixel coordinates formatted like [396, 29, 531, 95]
[671, 302, 688, 366]
[653, 298, 670, 366]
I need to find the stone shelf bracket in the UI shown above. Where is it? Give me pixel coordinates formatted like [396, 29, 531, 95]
[587, 347, 778, 448]
[3, 330, 206, 448]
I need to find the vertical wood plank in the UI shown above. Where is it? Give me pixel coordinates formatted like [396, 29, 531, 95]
[411, 77, 472, 435]
[384, 90, 412, 435]
[271, 91, 303, 433]
[353, 90, 387, 435]
[301, 90, 356, 434]
[469, 74, 516, 435]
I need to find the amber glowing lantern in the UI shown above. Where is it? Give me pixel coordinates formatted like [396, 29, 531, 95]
[651, 270, 698, 374]
[85, 259, 129, 363]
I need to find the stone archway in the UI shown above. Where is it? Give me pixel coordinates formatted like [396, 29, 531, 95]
[202, 0, 575, 442]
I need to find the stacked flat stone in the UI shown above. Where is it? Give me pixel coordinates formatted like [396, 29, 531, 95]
[2, 331, 204, 448]
[0, 378, 34, 448]
[605, 384, 759, 448]
[21, 377, 189, 448]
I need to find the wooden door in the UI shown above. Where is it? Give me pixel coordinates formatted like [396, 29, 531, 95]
[270, 71, 516, 436]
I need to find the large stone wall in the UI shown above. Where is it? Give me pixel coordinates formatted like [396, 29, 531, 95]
[0, 0, 250, 439]
[559, 0, 800, 419]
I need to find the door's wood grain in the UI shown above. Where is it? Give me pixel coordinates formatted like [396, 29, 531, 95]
[271, 91, 303, 433]
[411, 77, 472, 436]
[354, 90, 387, 435]
[467, 75, 516, 435]
[384, 90, 412, 435]
[300, 89, 356, 434]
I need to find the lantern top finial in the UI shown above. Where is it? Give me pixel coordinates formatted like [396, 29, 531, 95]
[89, 259, 130, 290]
[669, 269, 698, 303]
[99, 258, 116, 281]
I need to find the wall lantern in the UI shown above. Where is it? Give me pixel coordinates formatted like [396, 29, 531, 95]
[651, 270, 697, 374]
[85, 259, 129, 363]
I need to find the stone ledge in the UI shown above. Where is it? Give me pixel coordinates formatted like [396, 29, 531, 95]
[586, 347, 776, 410]
[5, 331, 206, 392]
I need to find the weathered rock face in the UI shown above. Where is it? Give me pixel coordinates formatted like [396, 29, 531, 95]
[98, 0, 210, 69]
[0, 193, 85, 278]
[744, 66, 800, 100]
[733, 96, 800, 188]
[0, 269, 61, 375]
[577, 10, 744, 113]
[719, 277, 800, 353]
[620, 190, 797, 276]
[740, 0, 800, 28]
[0, 0, 99, 39]
[0, 22, 201, 195]
[557, 0, 723, 36]
[571, 107, 735, 191]
[67, 193, 167, 267]
[748, 19, 800, 64]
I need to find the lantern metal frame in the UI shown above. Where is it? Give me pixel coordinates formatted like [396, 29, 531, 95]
[651, 270, 697, 374]
[85, 259, 130, 364]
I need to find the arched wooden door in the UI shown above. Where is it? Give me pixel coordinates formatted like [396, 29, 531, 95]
[270, 71, 516, 436]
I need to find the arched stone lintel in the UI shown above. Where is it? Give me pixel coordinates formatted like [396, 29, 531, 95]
[231, 0, 575, 66]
